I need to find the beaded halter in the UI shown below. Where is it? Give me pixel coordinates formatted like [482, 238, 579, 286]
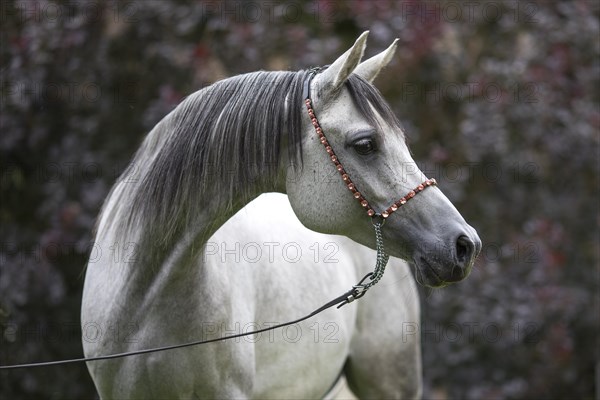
[303, 67, 437, 221]
[302, 67, 437, 295]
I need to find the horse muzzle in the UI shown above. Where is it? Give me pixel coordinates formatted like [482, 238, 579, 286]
[413, 227, 481, 288]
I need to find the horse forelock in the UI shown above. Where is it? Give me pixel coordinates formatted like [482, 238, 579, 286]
[345, 74, 404, 137]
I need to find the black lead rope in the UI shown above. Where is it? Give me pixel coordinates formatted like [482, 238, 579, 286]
[0, 273, 373, 370]
[0, 218, 389, 371]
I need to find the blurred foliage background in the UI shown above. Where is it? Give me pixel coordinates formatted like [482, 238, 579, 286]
[1, 0, 598, 399]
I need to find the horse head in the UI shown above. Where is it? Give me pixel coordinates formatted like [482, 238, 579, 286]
[286, 32, 482, 287]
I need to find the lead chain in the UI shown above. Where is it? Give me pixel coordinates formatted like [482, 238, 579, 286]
[362, 221, 390, 290]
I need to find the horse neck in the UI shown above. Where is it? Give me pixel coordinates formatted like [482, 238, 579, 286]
[98, 158, 288, 298]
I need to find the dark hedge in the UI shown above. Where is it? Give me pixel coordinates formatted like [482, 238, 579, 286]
[1, 1, 598, 399]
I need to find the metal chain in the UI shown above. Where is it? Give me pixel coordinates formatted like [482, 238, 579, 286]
[361, 220, 390, 290]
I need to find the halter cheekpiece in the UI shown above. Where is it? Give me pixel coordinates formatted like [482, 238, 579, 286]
[303, 66, 437, 296]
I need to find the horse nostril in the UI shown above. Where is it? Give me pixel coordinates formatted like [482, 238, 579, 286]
[456, 235, 474, 265]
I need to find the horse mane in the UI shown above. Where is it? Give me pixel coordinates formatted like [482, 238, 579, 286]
[101, 70, 402, 252]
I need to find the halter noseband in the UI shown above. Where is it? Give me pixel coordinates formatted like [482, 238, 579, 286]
[303, 67, 437, 295]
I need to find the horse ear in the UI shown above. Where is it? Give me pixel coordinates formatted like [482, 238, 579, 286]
[313, 31, 369, 99]
[354, 38, 399, 83]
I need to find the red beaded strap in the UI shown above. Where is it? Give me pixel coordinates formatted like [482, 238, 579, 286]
[304, 98, 437, 220]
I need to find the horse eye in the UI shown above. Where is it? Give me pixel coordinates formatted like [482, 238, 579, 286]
[353, 138, 376, 155]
